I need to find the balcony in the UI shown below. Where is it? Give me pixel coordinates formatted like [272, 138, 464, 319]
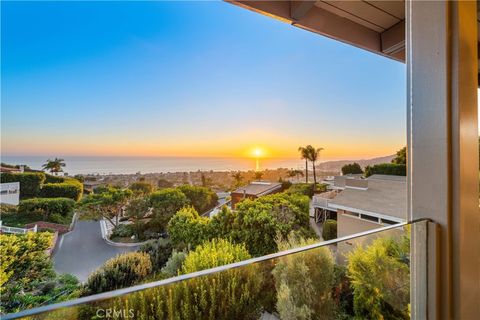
[5, 220, 431, 320]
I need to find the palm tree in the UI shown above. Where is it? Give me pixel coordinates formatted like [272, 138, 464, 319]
[287, 169, 303, 182]
[254, 171, 264, 180]
[306, 145, 324, 186]
[42, 158, 66, 175]
[298, 146, 309, 183]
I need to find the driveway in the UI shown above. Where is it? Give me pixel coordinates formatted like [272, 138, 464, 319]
[53, 220, 139, 282]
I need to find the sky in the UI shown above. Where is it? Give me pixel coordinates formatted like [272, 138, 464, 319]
[1, 1, 407, 160]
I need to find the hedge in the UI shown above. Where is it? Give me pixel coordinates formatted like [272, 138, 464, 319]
[322, 219, 337, 241]
[44, 174, 66, 183]
[39, 181, 83, 201]
[18, 197, 76, 218]
[0, 172, 46, 199]
[364, 163, 406, 177]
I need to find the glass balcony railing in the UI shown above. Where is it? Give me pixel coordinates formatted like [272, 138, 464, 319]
[5, 220, 429, 320]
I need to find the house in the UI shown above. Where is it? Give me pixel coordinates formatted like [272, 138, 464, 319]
[313, 174, 406, 226]
[313, 174, 406, 262]
[230, 181, 282, 209]
[0, 182, 20, 205]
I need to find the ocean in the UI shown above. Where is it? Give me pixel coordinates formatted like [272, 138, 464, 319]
[1, 156, 306, 175]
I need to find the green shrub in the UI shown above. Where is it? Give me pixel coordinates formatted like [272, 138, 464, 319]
[160, 250, 187, 278]
[0, 203, 17, 215]
[44, 174, 66, 183]
[111, 224, 135, 238]
[39, 181, 83, 201]
[112, 239, 264, 320]
[273, 234, 336, 319]
[167, 207, 210, 249]
[83, 252, 152, 295]
[364, 163, 406, 177]
[347, 235, 410, 319]
[140, 239, 173, 272]
[177, 185, 218, 214]
[285, 183, 315, 197]
[181, 238, 251, 274]
[18, 198, 75, 220]
[0, 172, 46, 198]
[322, 219, 337, 241]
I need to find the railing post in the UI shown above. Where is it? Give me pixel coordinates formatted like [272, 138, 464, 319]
[406, 1, 479, 318]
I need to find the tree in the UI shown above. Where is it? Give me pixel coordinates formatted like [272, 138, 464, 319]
[42, 158, 66, 175]
[306, 145, 324, 186]
[83, 252, 152, 295]
[287, 169, 304, 182]
[226, 193, 314, 256]
[347, 235, 410, 319]
[341, 163, 363, 175]
[148, 188, 189, 232]
[273, 234, 336, 320]
[129, 181, 154, 196]
[322, 219, 337, 240]
[231, 171, 243, 189]
[391, 147, 407, 165]
[80, 187, 133, 227]
[157, 178, 173, 189]
[124, 197, 150, 237]
[167, 207, 210, 249]
[177, 185, 218, 214]
[253, 171, 264, 180]
[298, 146, 310, 183]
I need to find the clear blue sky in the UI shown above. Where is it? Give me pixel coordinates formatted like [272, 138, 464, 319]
[1, 1, 406, 159]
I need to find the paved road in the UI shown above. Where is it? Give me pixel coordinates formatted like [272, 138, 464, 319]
[53, 220, 139, 282]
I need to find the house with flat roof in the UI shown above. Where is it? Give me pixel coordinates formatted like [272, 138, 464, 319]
[230, 181, 282, 209]
[313, 174, 406, 226]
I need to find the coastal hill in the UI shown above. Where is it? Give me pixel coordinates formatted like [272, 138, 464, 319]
[318, 155, 395, 172]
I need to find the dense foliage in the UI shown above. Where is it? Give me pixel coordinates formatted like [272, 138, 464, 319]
[167, 207, 210, 249]
[80, 188, 133, 227]
[18, 197, 76, 224]
[322, 219, 337, 241]
[139, 239, 173, 272]
[0, 172, 46, 199]
[44, 174, 67, 183]
[83, 252, 152, 295]
[181, 238, 251, 274]
[168, 193, 313, 257]
[341, 163, 363, 175]
[129, 181, 154, 195]
[0, 233, 79, 313]
[148, 188, 189, 232]
[364, 163, 406, 177]
[108, 239, 264, 320]
[39, 181, 83, 201]
[347, 235, 410, 319]
[177, 185, 218, 214]
[273, 235, 336, 320]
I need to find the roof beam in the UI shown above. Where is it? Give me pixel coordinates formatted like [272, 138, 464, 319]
[381, 20, 405, 56]
[290, 1, 316, 21]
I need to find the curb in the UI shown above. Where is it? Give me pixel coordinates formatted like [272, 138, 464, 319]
[100, 219, 146, 247]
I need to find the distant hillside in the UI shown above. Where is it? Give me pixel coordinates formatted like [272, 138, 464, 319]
[318, 155, 395, 173]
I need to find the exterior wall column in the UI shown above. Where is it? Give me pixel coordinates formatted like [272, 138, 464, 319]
[407, 1, 479, 319]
